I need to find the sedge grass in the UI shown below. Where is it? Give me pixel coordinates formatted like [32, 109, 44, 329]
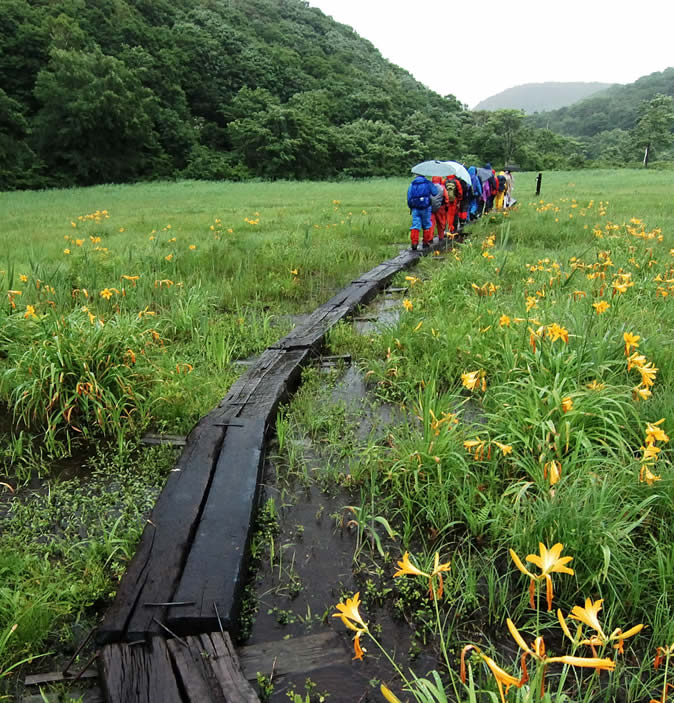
[274, 170, 674, 702]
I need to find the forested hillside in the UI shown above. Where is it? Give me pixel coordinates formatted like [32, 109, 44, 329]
[2, 0, 669, 189]
[2, 0, 471, 188]
[527, 68, 674, 163]
[475, 82, 613, 114]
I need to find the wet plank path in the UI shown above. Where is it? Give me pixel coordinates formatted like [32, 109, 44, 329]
[96, 239, 456, 701]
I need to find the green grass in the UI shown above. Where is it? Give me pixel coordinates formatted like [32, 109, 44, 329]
[1, 170, 674, 700]
[271, 170, 674, 702]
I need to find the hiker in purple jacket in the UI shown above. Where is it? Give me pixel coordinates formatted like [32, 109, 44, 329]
[407, 176, 436, 250]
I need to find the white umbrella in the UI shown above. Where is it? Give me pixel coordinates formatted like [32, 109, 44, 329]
[439, 161, 471, 187]
[411, 160, 457, 178]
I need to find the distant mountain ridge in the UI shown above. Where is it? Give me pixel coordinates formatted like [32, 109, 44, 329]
[526, 68, 674, 138]
[474, 82, 615, 114]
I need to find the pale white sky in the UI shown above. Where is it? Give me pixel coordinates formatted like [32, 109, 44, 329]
[308, 0, 674, 108]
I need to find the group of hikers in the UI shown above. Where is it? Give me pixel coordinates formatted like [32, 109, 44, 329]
[406, 164, 515, 250]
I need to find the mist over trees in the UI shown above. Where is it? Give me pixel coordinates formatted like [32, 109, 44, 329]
[1, 0, 672, 190]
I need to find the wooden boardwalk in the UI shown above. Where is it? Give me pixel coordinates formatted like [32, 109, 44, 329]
[95, 239, 456, 701]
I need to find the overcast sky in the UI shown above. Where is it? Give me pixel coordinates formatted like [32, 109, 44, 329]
[308, 0, 674, 108]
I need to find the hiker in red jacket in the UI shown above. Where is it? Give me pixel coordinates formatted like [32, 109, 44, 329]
[430, 176, 449, 241]
[445, 175, 463, 234]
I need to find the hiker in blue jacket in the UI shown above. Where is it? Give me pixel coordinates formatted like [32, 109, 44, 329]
[468, 166, 483, 220]
[407, 175, 436, 250]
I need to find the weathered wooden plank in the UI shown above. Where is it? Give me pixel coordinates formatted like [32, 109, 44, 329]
[202, 633, 259, 703]
[166, 638, 227, 703]
[24, 669, 98, 686]
[99, 639, 183, 703]
[96, 407, 234, 645]
[222, 348, 310, 419]
[140, 433, 187, 447]
[168, 419, 266, 634]
[238, 632, 346, 680]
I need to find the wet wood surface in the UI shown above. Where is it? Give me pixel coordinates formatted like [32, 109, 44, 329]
[238, 631, 346, 679]
[97, 239, 456, 700]
[100, 633, 257, 703]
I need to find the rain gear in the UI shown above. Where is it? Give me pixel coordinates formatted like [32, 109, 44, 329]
[445, 175, 463, 233]
[504, 170, 515, 207]
[430, 176, 448, 240]
[468, 166, 482, 219]
[494, 170, 507, 210]
[407, 176, 435, 248]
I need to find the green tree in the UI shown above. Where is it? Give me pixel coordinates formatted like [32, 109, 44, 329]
[33, 47, 161, 185]
[0, 88, 38, 189]
[633, 93, 674, 167]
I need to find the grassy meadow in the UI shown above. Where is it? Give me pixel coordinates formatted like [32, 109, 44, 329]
[252, 171, 674, 702]
[0, 170, 673, 701]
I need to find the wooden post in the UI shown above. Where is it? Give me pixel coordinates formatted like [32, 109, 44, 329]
[535, 172, 542, 196]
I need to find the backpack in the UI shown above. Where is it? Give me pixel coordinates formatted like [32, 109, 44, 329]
[430, 184, 444, 212]
[497, 175, 507, 192]
[445, 179, 458, 202]
[408, 179, 432, 209]
[488, 175, 497, 192]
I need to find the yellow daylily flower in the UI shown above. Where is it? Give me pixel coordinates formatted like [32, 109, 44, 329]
[561, 397, 573, 413]
[510, 543, 573, 610]
[333, 592, 369, 661]
[394, 551, 450, 600]
[627, 352, 647, 371]
[640, 465, 661, 485]
[547, 323, 569, 343]
[623, 332, 640, 357]
[402, 298, 413, 312]
[507, 618, 615, 673]
[592, 300, 610, 314]
[569, 598, 605, 639]
[638, 362, 658, 388]
[633, 386, 652, 401]
[560, 599, 644, 655]
[544, 460, 562, 486]
[645, 419, 669, 445]
[461, 644, 527, 703]
[586, 379, 605, 391]
[461, 370, 480, 391]
[493, 441, 513, 456]
[393, 552, 427, 579]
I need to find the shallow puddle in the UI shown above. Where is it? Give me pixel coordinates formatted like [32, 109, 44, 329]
[353, 296, 401, 335]
[244, 362, 429, 701]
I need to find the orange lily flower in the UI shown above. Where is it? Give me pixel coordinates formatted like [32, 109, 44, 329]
[623, 332, 640, 357]
[559, 599, 644, 655]
[461, 644, 527, 703]
[645, 419, 669, 445]
[510, 543, 574, 610]
[394, 551, 450, 600]
[394, 552, 426, 578]
[640, 465, 661, 485]
[507, 618, 615, 696]
[332, 592, 369, 661]
[543, 460, 562, 486]
[461, 370, 480, 391]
